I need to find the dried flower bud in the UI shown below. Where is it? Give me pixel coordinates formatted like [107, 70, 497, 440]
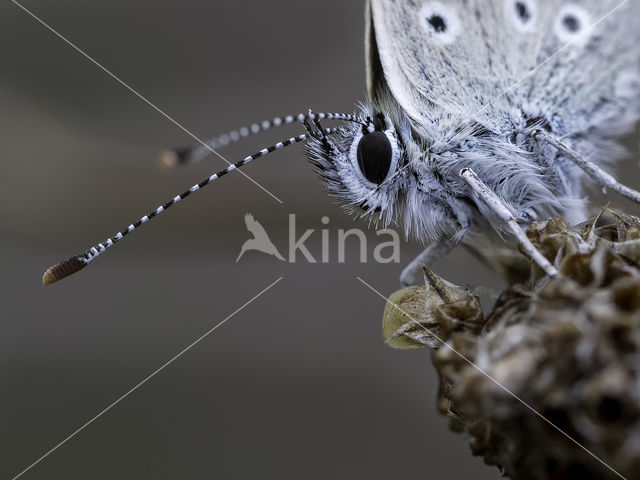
[382, 268, 483, 349]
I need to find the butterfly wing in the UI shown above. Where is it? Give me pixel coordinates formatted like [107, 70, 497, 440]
[367, 0, 640, 136]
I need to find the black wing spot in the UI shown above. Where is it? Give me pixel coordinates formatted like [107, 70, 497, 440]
[562, 14, 580, 32]
[428, 15, 447, 33]
[515, 1, 531, 22]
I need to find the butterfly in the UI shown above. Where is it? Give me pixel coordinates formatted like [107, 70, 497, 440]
[43, 0, 640, 285]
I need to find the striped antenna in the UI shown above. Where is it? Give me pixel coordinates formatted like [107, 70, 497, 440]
[43, 129, 335, 285]
[159, 112, 362, 169]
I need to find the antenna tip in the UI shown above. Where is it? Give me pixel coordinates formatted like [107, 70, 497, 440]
[42, 255, 89, 285]
[158, 147, 190, 171]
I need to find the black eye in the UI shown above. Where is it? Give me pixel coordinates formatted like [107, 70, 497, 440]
[356, 131, 393, 185]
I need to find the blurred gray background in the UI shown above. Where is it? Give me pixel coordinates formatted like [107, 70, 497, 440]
[2, 1, 638, 479]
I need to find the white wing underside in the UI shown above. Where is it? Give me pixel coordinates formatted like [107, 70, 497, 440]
[367, 0, 640, 137]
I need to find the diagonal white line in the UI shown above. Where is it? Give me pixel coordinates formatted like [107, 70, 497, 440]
[356, 276, 627, 480]
[11, 0, 284, 205]
[472, 0, 629, 118]
[11, 276, 284, 480]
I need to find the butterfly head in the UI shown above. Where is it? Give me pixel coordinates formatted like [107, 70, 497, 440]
[304, 103, 468, 242]
[304, 107, 409, 226]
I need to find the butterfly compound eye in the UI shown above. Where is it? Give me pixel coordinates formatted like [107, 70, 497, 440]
[356, 131, 393, 185]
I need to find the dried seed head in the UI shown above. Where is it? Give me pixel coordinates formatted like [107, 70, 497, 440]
[383, 208, 640, 479]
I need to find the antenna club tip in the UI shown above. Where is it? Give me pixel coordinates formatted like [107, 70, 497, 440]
[158, 147, 191, 171]
[42, 255, 89, 285]
[158, 150, 178, 171]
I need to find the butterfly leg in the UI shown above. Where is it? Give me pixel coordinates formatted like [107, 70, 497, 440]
[534, 130, 640, 204]
[399, 239, 456, 286]
[459, 168, 559, 277]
